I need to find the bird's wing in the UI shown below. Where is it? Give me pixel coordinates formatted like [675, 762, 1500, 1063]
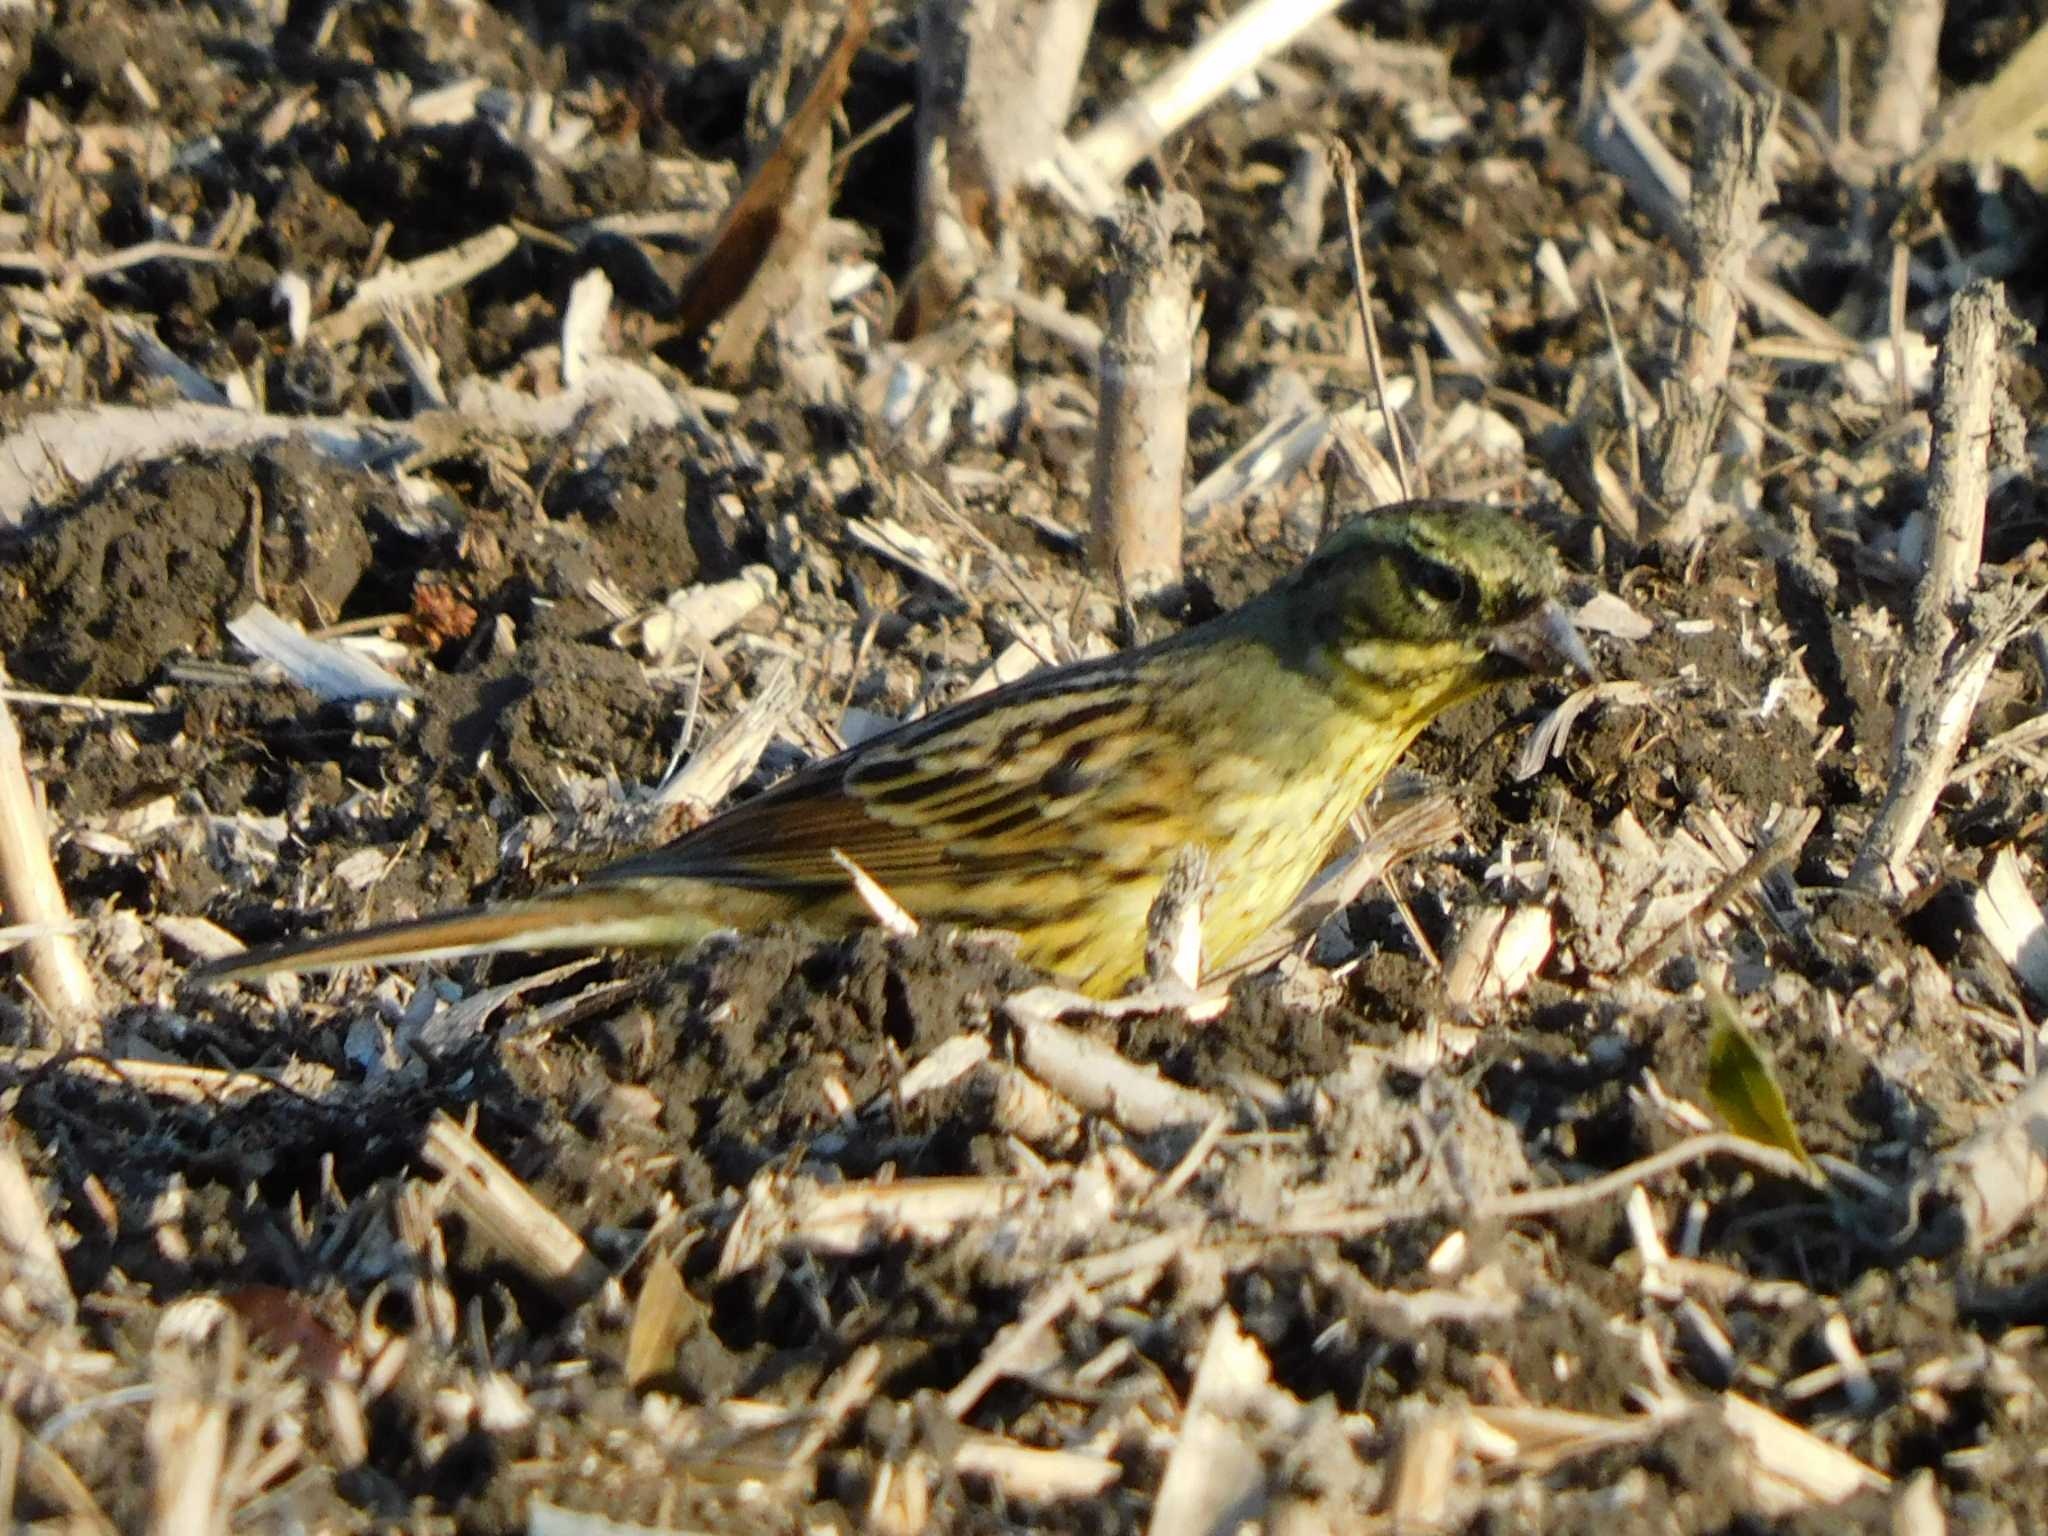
[595, 674, 1161, 891]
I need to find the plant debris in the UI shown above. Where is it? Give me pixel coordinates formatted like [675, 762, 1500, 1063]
[2, 2, 2048, 1532]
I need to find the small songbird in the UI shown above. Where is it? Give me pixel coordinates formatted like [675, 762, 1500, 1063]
[197, 500, 1590, 998]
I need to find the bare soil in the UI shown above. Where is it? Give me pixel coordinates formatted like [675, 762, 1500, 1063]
[3, 1, 2048, 1532]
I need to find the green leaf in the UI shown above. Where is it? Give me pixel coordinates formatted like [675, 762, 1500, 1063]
[1704, 988, 1811, 1168]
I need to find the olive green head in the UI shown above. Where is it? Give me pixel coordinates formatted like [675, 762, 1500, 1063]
[1273, 500, 1585, 713]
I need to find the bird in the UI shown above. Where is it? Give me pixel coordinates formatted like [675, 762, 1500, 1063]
[195, 500, 1590, 998]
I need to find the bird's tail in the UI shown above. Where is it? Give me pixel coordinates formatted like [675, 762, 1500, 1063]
[191, 881, 724, 982]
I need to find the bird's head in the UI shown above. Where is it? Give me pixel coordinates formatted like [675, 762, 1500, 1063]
[1279, 500, 1593, 719]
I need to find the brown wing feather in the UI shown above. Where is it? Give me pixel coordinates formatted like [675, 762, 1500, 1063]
[591, 672, 1156, 894]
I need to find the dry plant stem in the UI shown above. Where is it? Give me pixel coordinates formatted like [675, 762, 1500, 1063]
[907, 0, 1097, 329]
[1848, 281, 2035, 899]
[312, 225, 517, 344]
[0, 1130, 74, 1326]
[1385, 1406, 1459, 1526]
[1581, 0, 1833, 160]
[711, 130, 834, 381]
[1011, 1013, 1222, 1133]
[1588, 79, 1692, 240]
[147, 1300, 237, 1536]
[719, 1174, 1034, 1269]
[1148, 1307, 1271, 1534]
[1217, 789, 1461, 984]
[1889, 242, 1912, 417]
[1864, 0, 1944, 164]
[792, 1349, 885, 1490]
[7, 1406, 116, 1536]
[0, 675, 96, 1037]
[0, 687, 161, 717]
[1088, 191, 1201, 598]
[650, 659, 795, 822]
[1073, 0, 1348, 184]
[674, 0, 870, 347]
[1278, 1131, 1820, 1238]
[1644, 88, 1777, 543]
[1584, 84, 1853, 362]
[1574, 0, 1731, 120]
[0, 1049, 308, 1103]
[948, 1437, 1118, 1501]
[1621, 806, 1819, 979]
[1919, 285, 2021, 625]
[1915, 1066, 2048, 1254]
[1334, 141, 1414, 500]
[0, 239, 225, 286]
[943, 1279, 1080, 1418]
[421, 1113, 613, 1309]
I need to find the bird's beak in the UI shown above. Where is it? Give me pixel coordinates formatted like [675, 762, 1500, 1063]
[1487, 600, 1599, 682]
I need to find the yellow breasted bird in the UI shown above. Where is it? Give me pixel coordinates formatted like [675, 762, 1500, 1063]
[197, 500, 1589, 997]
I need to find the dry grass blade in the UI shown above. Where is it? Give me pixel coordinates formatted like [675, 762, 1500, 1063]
[650, 658, 796, 822]
[1278, 1131, 1827, 1240]
[226, 603, 416, 703]
[1621, 806, 1820, 978]
[943, 1278, 1080, 1418]
[832, 849, 920, 936]
[1333, 139, 1413, 499]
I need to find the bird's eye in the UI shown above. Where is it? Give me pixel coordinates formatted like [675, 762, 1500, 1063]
[1411, 557, 1470, 609]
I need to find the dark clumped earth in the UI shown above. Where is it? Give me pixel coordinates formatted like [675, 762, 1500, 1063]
[3, 0, 2048, 1531]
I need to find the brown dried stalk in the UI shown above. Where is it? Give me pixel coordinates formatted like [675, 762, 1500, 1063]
[1087, 190, 1202, 599]
[1848, 282, 2039, 899]
[1643, 88, 1777, 544]
[903, 0, 1098, 331]
[674, 0, 871, 365]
